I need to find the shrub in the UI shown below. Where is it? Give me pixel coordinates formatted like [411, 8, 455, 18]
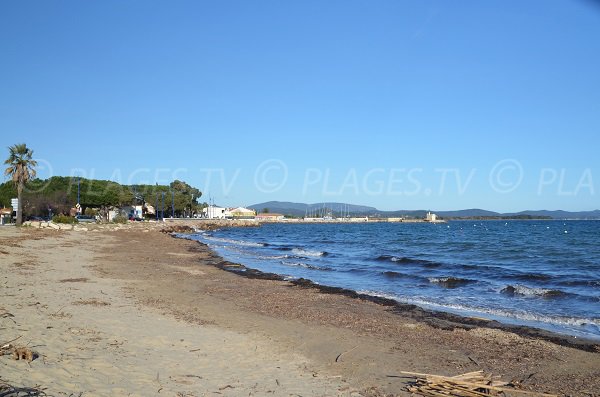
[52, 214, 78, 224]
[112, 215, 128, 224]
[84, 207, 98, 217]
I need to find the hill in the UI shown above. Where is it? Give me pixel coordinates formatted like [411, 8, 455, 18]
[249, 201, 600, 220]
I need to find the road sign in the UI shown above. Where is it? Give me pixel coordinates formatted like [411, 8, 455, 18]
[10, 198, 18, 211]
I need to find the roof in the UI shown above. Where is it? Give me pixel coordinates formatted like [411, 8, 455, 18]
[230, 207, 255, 213]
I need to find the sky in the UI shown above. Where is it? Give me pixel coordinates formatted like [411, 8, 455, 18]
[1, 0, 599, 212]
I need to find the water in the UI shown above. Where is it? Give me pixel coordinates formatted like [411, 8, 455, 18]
[184, 220, 600, 339]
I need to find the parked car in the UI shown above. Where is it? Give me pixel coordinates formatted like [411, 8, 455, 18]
[27, 216, 48, 221]
[75, 214, 96, 223]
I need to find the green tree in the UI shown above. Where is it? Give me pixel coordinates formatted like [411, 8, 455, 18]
[4, 143, 37, 226]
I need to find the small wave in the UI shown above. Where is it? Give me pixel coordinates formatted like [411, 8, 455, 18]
[356, 290, 600, 335]
[381, 270, 424, 280]
[501, 284, 568, 298]
[275, 246, 293, 251]
[292, 248, 328, 257]
[382, 271, 412, 279]
[280, 261, 331, 271]
[506, 273, 553, 282]
[375, 255, 441, 268]
[428, 277, 475, 288]
[203, 235, 266, 247]
[559, 279, 600, 288]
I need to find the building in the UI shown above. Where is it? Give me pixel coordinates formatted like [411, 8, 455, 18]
[203, 205, 228, 219]
[0, 208, 12, 225]
[426, 211, 437, 222]
[229, 207, 256, 219]
[255, 213, 285, 221]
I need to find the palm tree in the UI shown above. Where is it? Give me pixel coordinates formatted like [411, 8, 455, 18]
[4, 143, 37, 226]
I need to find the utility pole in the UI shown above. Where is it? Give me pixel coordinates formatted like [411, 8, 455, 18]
[77, 178, 81, 214]
[161, 191, 165, 221]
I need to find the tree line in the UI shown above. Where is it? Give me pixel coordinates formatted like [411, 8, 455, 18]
[0, 176, 204, 218]
[3, 143, 204, 223]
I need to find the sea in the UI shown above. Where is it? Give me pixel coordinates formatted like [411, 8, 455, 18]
[183, 220, 600, 339]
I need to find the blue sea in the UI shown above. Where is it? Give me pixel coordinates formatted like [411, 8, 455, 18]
[185, 220, 600, 339]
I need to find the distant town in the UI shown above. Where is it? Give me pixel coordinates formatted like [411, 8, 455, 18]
[2, 174, 598, 226]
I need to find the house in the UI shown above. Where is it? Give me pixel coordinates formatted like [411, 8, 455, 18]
[107, 204, 147, 221]
[256, 213, 284, 221]
[229, 207, 256, 219]
[426, 211, 437, 222]
[203, 205, 228, 219]
[0, 208, 12, 225]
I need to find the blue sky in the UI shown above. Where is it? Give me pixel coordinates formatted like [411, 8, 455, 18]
[1, 1, 599, 212]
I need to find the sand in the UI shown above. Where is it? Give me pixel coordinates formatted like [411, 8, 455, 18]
[1, 224, 599, 396]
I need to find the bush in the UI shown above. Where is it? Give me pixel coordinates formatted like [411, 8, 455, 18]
[112, 215, 128, 224]
[52, 215, 78, 224]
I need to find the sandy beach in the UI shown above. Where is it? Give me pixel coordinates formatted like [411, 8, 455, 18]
[1, 223, 599, 396]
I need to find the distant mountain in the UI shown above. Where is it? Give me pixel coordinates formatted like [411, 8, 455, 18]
[507, 210, 600, 219]
[436, 209, 501, 218]
[249, 201, 600, 220]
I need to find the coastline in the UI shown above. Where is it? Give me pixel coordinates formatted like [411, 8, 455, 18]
[2, 223, 599, 396]
[180, 235, 599, 352]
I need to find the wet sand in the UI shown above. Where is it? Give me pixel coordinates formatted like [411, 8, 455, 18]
[1, 224, 599, 396]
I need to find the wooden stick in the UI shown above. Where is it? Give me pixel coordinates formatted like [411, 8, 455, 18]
[1, 335, 22, 347]
[400, 372, 558, 397]
[335, 345, 358, 363]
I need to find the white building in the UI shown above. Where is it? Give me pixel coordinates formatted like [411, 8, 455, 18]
[203, 205, 227, 219]
[426, 211, 437, 222]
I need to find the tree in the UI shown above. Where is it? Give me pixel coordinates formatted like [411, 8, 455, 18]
[4, 143, 37, 226]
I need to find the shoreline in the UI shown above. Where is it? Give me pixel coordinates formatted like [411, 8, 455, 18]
[3, 224, 600, 396]
[174, 232, 600, 353]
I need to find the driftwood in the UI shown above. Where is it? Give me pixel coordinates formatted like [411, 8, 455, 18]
[12, 347, 35, 362]
[1, 341, 36, 362]
[0, 381, 48, 396]
[402, 370, 558, 397]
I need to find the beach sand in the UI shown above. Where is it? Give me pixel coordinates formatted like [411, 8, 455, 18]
[1, 224, 599, 396]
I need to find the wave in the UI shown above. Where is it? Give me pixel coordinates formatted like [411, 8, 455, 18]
[292, 248, 328, 257]
[375, 255, 441, 268]
[428, 277, 476, 288]
[501, 284, 568, 298]
[382, 271, 412, 279]
[357, 290, 600, 337]
[202, 235, 266, 247]
[280, 261, 331, 271]
[503, 272, 553, 282]
[558, 279, 600, 288]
